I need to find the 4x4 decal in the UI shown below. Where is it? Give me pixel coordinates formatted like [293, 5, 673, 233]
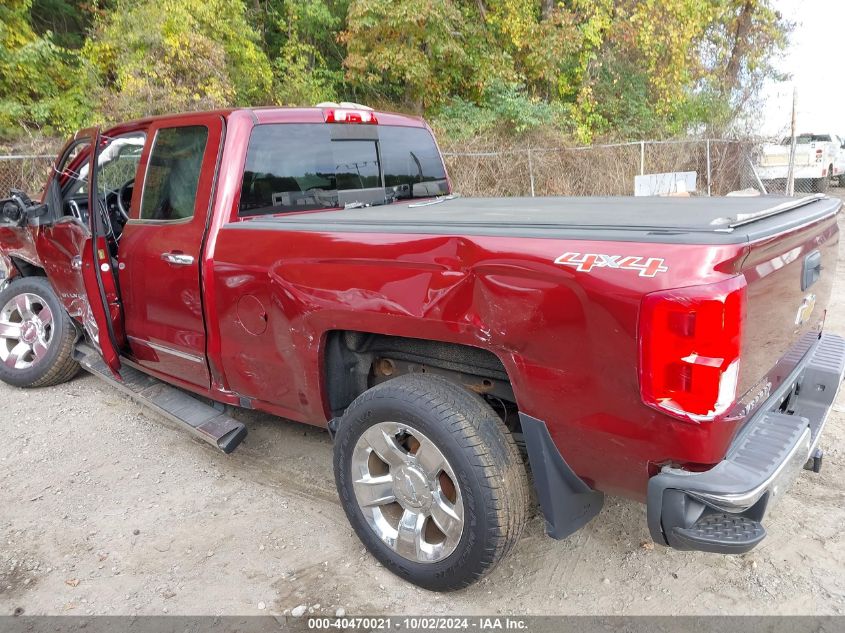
[555, 252, 669, 277]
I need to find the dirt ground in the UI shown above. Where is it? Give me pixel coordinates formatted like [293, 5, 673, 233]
[3, 196, 845, 618]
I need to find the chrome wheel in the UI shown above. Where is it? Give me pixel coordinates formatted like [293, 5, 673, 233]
[0, 292, 54, 370]
[351, 421, 464, 563]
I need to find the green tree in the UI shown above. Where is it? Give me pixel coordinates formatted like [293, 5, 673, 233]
[704, 0, 791, 133]
[0, 0, 91, 137]
[560, 0, 789, 141]
[85, 0, 273, 122]
[481, 0, 580, 99]
[268, 0, 347, 105]
[342, 0, 486, 111]
[30, 0, 101, 49]
[0, 0, 792, 143]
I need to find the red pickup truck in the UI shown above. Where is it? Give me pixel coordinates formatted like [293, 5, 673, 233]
[1, 105, 843, 591]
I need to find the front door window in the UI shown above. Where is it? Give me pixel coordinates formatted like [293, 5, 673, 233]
[139, 126, 209, 222]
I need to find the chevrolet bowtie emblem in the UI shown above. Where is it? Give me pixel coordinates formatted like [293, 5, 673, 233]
[795, 293, 817, 326]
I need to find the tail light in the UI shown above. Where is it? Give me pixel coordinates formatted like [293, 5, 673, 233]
[816, 149, 823, 162]
[638, 276, 746, 422]
[323, 108, 377, 124]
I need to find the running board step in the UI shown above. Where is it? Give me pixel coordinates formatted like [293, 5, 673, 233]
[75, 346, 247, 453]
[672, 513, 766, 554]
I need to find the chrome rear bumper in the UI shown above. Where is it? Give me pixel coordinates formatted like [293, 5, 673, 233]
[647, 333, 845, 554]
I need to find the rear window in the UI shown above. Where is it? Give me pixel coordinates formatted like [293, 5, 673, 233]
[782, 134, 832, 144]
[238, 124, 448, 216]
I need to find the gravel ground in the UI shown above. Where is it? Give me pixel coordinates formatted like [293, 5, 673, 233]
[2, 195, 845, 617]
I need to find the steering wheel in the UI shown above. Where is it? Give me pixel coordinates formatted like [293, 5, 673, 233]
[117, 178, 134, 221]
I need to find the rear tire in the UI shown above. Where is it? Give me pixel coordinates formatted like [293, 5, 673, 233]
[333, 373, 529, 591]
[0, 277, 80, 388]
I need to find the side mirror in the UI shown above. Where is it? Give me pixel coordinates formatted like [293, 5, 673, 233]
[1, 189, 50, 227]
[1, 195, 27, 226]
[25, 203, 49, 223]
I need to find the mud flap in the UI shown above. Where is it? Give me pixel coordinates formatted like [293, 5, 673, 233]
[519, 413, 604, 539]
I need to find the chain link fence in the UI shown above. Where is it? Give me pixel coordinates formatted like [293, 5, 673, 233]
[1, 138, 840, 200]
[442, 139, 751, 197]
[441, 138, 842, 198]
[0, 155, 55, 198]
[743, 138, 845, 196]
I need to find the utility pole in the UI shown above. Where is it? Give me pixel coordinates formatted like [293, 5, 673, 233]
[786, 87, 797, 196]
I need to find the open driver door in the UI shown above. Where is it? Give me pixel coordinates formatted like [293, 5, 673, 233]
[74, 127, 125, 378]
[34, 126, 247, 453]
[29, 126, 125, 377]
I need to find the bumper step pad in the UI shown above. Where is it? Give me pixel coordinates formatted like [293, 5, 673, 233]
[647, 332, 845, 555]
[672, 513, 766, 554]
[75, 345, 247, 453]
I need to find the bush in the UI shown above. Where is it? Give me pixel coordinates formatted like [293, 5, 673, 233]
[433, 81, 572, 141]
[0, 1, 91, 138]
[84, 0, 273, 124]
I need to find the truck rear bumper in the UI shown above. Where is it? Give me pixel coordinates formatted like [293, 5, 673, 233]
[647, 332, 845, 554]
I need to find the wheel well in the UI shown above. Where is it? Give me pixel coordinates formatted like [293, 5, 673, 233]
[324, 330, 520, 430]
[9, 257, 46, 278]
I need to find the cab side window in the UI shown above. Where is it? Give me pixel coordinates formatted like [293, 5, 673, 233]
[140, 126, 208, 221]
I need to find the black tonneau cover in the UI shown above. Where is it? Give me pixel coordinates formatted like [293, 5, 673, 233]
[234, 194, 841, 244]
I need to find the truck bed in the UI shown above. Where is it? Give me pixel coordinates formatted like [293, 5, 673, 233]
[235, 195, 840, 244]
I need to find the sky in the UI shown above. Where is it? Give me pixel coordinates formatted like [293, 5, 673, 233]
[760, 0, 845, 137]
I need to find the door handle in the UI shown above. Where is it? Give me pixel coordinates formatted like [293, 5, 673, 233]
[161, 252, 194, 266]
[802, 250, 822, 291]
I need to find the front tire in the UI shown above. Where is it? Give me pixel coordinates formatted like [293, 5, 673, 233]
[333, 374, 529, 591]
[0, 277, 80, 388]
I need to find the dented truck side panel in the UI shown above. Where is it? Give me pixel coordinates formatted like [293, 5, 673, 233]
[209, 226, 759, 499]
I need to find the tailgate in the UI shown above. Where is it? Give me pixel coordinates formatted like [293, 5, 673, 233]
[736, 207, 840, 405]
